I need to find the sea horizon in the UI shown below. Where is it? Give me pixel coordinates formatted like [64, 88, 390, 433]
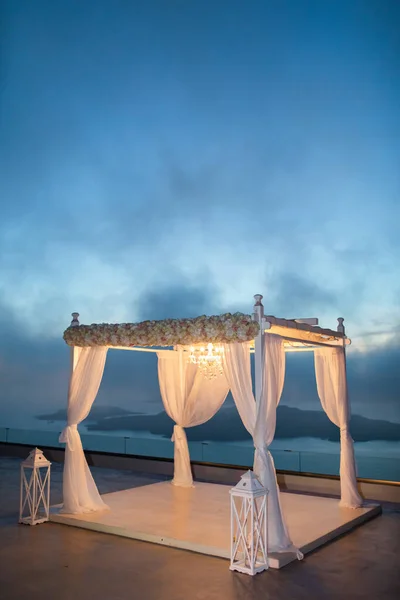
[2, 413, 399, 458]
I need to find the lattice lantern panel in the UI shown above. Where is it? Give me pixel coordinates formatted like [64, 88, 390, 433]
[19, 448, 51, 526]
[230, 470, 268, 576]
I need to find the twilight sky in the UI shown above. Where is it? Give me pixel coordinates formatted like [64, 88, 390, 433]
[0, 0, 399, 428]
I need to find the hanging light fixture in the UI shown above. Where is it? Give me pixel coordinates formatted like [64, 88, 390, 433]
[188, 343, 224, 379]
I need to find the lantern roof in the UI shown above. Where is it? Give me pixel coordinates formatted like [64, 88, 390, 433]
[230, 470, 267, 495]
[22, 448, 51, 468]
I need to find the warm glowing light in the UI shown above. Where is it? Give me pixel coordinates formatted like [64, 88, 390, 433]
[188, 343, 224, 379]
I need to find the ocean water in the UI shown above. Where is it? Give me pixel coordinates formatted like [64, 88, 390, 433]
[3, 411, 400, 455]
[2, 423, 399, 481]
[1, 408, 399, 481]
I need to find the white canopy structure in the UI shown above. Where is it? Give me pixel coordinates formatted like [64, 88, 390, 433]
[59, 294, 363, 558]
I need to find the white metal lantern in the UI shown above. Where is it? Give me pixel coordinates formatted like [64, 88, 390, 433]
[19, 448, 51, 526]
[230, 470, 268, 576]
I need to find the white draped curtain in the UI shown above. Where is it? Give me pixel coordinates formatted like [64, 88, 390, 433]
[223, 336, 300, 556]
[314, 347, 362, 508]
[59, 346, 108, 514]
[157, 348, 229, 487]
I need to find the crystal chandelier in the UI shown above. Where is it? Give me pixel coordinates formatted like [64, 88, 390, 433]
[188, 343, 224, 379]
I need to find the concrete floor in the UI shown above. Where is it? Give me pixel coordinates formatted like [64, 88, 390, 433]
[1, 456, 399, 600]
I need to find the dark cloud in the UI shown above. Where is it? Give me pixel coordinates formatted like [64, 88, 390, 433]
[0, 280, 222, 426]
[353, 325, 400, 341]
[164, 158, 221, 209]
[269, 272, 338, 317]
[280, 341, 400, 423]
[0, 298, 70, 425]
[135, 279, 220, 321]
[347, 336, 400, 422]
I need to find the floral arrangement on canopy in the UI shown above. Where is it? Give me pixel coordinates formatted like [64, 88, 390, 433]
[63, 312, 260, 347]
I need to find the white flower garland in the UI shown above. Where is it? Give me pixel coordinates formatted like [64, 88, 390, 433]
[63, 312, 260, 347]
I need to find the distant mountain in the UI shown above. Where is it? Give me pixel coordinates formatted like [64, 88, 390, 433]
[37, 404, 400, 443]
[37, 405, 138, 423]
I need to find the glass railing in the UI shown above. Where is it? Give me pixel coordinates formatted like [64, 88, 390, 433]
[1, 426, 399, 482]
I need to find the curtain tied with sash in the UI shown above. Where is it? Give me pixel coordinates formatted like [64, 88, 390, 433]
[59, 346, 108, 514]
[223, 337, 302, 558]
[157, 348, 229, 487]
[314, 347, 362, 508]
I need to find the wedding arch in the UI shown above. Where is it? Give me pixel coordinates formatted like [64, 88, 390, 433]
[59, 293, 363, 557]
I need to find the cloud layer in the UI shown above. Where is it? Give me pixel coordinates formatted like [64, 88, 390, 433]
[0, 1, 399, 429]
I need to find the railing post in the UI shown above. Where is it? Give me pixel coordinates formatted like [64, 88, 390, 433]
[201, 441, 208, 462]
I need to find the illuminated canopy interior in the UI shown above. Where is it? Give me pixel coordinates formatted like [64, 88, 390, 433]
[59, 293, 362, 561]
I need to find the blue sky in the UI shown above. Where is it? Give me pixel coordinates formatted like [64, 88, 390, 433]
[0, 0, 399, 428]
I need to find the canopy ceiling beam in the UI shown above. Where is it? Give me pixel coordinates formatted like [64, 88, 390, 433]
[249, 345, 326, 353]
[264, 324, 350, 347]
[111, 343, 332, 354]
[102, 336, 345, 352]
[283, 346, 325, 353]
[109, 346, 171, 353]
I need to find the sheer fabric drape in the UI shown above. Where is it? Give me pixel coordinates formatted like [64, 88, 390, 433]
[157, 348, 229, 487]
[59, 346, 108, 514]
[314, 347, 362, 508]
[223, 337, 299, 555]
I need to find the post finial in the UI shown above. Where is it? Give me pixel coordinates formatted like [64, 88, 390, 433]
[71, 312, 80, 327]
[254, 294, 263, 307]
[337, 317, 345, 334]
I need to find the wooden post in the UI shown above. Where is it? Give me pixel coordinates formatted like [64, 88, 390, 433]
[337, 317, 345, 335]
[338, 317, 351, 415]
[69, 313, 82, 372]
[253, 295, 265, 404]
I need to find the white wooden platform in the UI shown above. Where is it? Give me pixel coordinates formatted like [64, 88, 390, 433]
[50, 481, 381, 569]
